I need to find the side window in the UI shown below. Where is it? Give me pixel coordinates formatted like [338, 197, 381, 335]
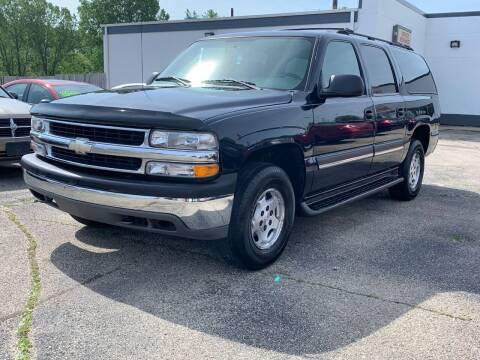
[27, 84, 53, 104]
[321, 41, 362, 89]
[360, 45, 398, 95]
[392, 48, 437, 94]
[5, 83, 28, 100]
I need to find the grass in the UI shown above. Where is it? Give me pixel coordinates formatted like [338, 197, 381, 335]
[2, 207, 41, 360]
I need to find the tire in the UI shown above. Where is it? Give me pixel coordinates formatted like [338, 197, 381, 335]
[70, 215, 108, 228]
[222, 162, 296, 270]
[389, 140, 425, 201]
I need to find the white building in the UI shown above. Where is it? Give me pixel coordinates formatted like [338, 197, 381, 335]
[102, 0, 480, 126]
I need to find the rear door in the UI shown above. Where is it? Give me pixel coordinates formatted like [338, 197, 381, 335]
[311, 40, 375, 192]
[359, 45, 407, 173]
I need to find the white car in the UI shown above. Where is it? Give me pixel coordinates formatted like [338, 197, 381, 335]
[0, 86, 32, 163]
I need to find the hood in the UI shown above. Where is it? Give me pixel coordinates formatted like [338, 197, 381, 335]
[31, 86, 292, 130]
[0, 97, 31, 117]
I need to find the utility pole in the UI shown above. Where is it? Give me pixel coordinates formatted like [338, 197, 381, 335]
[333, 0, 338, 9]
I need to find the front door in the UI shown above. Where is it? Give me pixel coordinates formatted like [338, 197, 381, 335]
[311, 40, 375, 192]
[359, 45, 406, 173]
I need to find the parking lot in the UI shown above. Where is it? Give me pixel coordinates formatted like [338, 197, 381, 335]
[1, 126, 479, 360]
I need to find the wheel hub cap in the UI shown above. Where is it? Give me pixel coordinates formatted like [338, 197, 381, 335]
[250, 188, 285, 250]
[409, 151, 421, 190]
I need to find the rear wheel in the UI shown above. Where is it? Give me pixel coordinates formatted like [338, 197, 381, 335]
[223, 163, 295, 270]
[389, 140, 425, 201]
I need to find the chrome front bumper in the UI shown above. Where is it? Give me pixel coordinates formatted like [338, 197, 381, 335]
[24, 168, 234, 239]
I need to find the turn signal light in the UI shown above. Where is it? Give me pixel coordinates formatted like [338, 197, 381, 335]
[193, 164, 219, 178]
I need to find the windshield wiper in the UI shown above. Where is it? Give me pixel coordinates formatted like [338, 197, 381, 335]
[153, 76, 191, 87]
[202, 79, 261, 90]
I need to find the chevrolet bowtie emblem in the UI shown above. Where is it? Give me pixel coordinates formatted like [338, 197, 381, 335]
[68, 138, 92, 155]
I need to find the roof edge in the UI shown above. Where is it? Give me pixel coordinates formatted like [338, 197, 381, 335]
[101, 9, 357, 28]
[425, 11, 480, 18]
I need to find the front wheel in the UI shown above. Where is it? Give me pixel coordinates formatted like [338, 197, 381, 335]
[224, 163, 295, 270]
[389, 140, 425, 201]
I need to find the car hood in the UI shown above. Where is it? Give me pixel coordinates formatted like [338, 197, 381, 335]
[0, 98, 31, 117]
[31, 86, 292, 130]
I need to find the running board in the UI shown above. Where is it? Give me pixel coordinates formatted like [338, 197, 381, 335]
[300, 177, 404, 216]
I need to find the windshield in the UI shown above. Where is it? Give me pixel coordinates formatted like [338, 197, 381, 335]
[53, 84, 102, 98]
[159, 37, 315, 90]
[0, 86, 10, 98]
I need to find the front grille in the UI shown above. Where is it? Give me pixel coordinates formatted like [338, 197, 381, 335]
[51, 147, 142, 171]
[11, 118, 31, 126]
[0, 118, 31, 137]
[14, 128, 31, 137]
[50, 122, 145, 146]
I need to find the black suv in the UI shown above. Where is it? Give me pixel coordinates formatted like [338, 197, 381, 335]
[23, 29, 440, 269]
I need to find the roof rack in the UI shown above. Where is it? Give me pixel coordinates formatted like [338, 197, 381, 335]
[340, 29, 414, 50]
[285, 27, 413, 51]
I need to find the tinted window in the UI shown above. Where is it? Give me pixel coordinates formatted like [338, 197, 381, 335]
[53, 84, 101, 98]
[5, 83, 28, 100]
[360, 45, 398, 95]
[27, 84, 53, 104]
[321, 41, 362, 89]
[392, 48, 437, 94]
[160, 37, 314, 90]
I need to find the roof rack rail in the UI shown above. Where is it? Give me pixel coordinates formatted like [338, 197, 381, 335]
[285, 27, 353, 32]
[341, 30, 414, 50]
[284, 27, 413, 51]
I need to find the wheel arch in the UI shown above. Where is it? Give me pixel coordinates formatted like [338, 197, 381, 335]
[241, 140, 307, 202]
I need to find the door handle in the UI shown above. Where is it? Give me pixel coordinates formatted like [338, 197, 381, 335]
[397, 108, 406, 118]
[365, 110, 375, 121]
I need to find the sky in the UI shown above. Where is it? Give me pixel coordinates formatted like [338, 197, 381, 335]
[50, 0, 480, 19]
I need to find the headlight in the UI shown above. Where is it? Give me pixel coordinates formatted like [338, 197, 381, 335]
[150, 130, 217, 151]
[31, 117, 44, 132]
[146, 162, 219, 178]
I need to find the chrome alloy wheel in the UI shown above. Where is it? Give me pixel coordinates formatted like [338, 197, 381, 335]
[409, 151, 422, 190]
[250, 188, 286, 250]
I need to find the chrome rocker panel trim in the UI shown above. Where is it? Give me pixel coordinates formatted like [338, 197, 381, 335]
[24, 170, 234, 231]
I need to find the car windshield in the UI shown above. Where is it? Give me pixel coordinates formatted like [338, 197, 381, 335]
[158, 37, 315, 90]
[0, 86, 10, 98]
[53, 84, 102, 98]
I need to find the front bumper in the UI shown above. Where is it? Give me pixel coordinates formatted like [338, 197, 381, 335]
[22, 154, 235, 240]
[0, 136, 31, 161]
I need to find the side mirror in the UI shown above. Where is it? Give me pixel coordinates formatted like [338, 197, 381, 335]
[319, 74, 364, 98]
[9, 92, 18, 99]
[146, 72, 160, 85]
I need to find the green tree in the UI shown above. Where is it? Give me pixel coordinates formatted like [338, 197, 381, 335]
[79, 0, 170, 71]
[185, 9, 219, 19]
[0, 0, 32, 75]
[185, 9, 199, 19]
[203, 9, 218, 18]
[27, 1, 77, 75]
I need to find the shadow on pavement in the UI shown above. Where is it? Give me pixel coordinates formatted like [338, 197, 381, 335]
[50, 185, 480, 356]
[0, 164, 26, 192]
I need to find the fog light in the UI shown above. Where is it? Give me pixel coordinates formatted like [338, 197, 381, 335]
[31, 141, 46, 156]
[146, 162, 219, 178]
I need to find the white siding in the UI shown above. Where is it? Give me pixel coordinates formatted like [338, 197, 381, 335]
[424, 16, 480, 115]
